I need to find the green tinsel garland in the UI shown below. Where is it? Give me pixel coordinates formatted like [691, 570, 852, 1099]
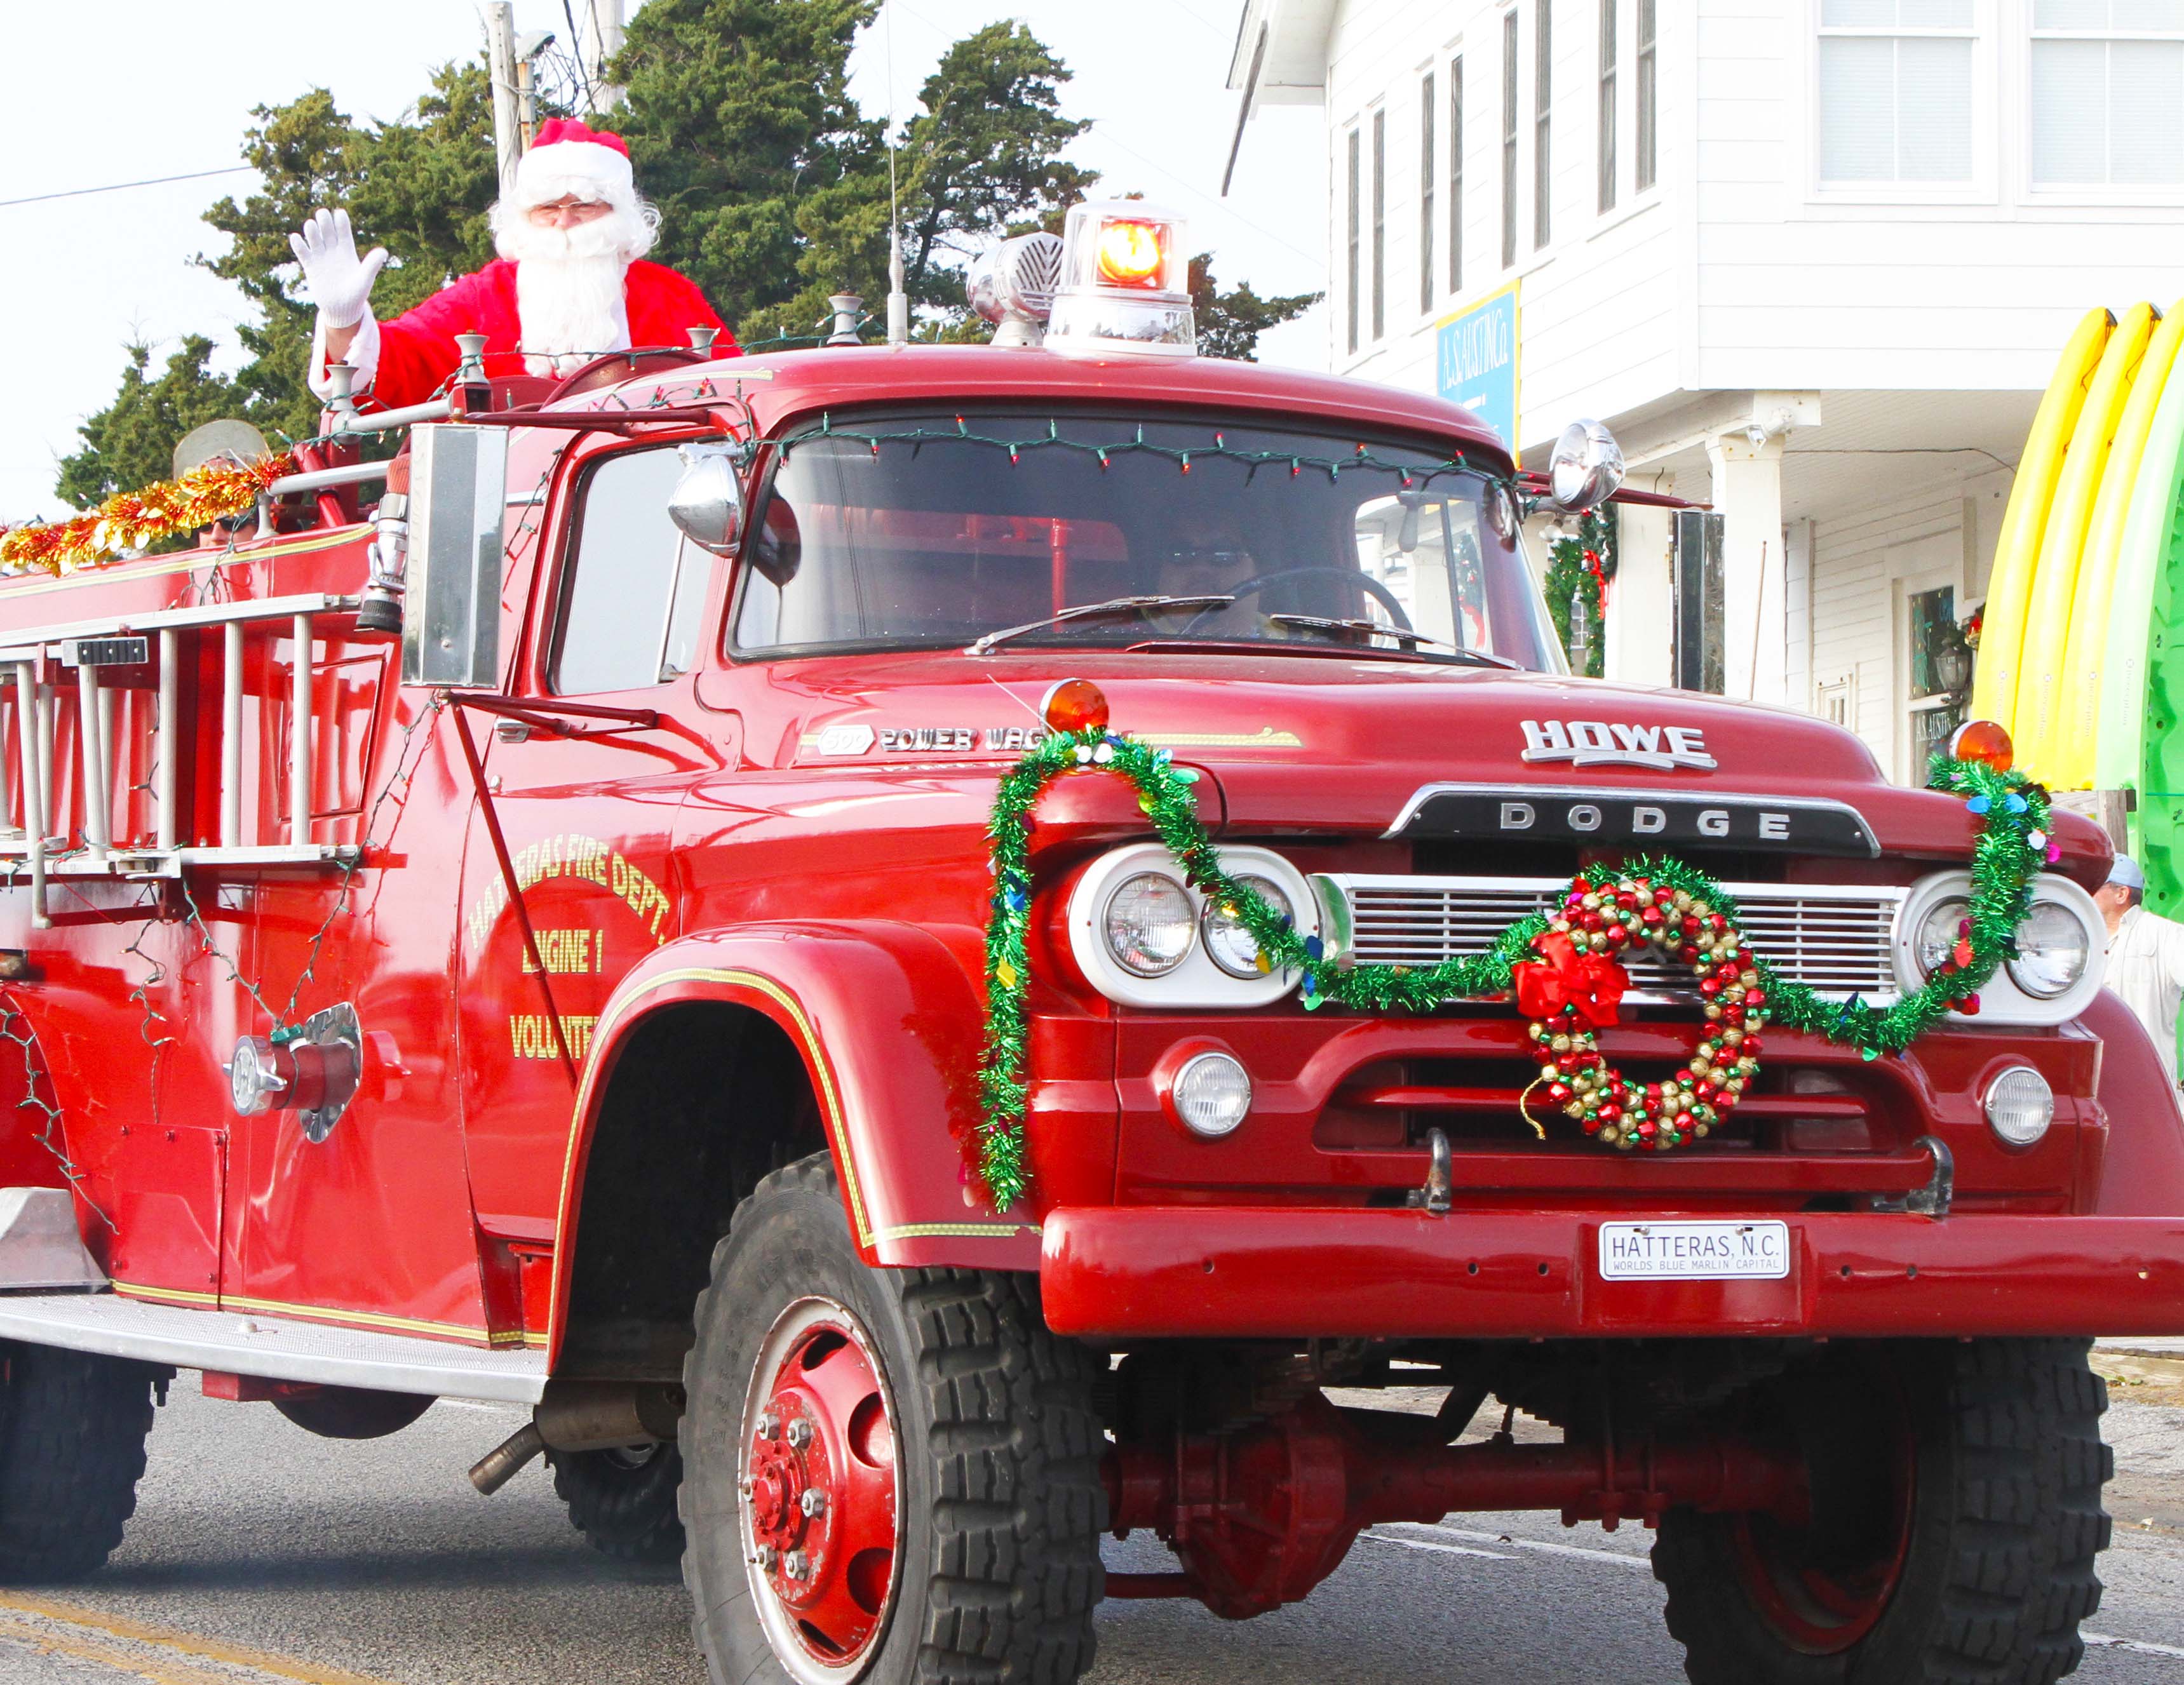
[973, 734, 2053, 1207]
[1542, 509, 1615, 678]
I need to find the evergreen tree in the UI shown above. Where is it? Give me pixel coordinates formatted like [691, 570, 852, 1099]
[54, 338, 250, 509]
[1190, 254, 1321, 362]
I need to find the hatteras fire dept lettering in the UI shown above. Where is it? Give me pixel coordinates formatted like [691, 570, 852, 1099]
[462, 832, 671, 955]
[1520, 719, 1718, 772]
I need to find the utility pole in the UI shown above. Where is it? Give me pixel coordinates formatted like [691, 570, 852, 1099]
[484, 2, 523, 196]
[585, 0, 626, 113]
[515, 30, 556, 149]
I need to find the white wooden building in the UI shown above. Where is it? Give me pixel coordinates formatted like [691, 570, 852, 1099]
[1227, 0, 2184, 782]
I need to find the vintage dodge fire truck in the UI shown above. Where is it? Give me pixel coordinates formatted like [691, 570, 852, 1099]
[0, 202, 2174, 1685]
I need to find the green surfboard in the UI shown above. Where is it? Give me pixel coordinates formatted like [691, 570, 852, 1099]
[2103, 364, 2184, 910]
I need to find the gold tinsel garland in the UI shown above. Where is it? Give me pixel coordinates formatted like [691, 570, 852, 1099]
[0, 452, 297, 577]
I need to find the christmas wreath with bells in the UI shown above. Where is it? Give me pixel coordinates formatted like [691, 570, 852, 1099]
[971, 694, 2053, 1209]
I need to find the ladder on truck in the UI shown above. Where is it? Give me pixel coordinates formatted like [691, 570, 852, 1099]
[0, 593, 366, 927]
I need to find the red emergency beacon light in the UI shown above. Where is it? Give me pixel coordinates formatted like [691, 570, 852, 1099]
[1047, 198, 1194, 358]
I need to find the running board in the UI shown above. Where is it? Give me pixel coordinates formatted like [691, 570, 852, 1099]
[0, 1291, 546, 1404]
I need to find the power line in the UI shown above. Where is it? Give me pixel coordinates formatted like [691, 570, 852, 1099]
[0, 166, 255, 211]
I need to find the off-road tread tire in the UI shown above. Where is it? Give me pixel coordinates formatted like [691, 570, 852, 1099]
[1654, 1337, 2111, 1685]
[548, 1442, 687, 1564]
[680, 1155, 1106, 1685]
[0, 1343, 161, 1583]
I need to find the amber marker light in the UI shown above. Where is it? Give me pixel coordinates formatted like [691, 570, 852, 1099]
[1948, 718, 2013, 773]
[1095, 219, 1166, 289]
[1042, 677, 1110, 734]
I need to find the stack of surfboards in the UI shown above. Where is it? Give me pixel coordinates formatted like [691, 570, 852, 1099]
[1970, 299, 2184, 895]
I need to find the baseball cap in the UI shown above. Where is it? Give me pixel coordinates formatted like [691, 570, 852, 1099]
[2106, 856, 2147, 892]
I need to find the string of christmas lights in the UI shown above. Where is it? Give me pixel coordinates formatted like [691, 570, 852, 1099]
[779, 413, 1519, 492]
[973, 732, 2053, 1205]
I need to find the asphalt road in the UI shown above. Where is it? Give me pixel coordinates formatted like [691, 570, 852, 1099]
[1, 1387, 2181, 1685]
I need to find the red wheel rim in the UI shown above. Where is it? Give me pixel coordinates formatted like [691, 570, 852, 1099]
[741, 1299, 901, 1682]
[1730, 1373, 1916, 1655]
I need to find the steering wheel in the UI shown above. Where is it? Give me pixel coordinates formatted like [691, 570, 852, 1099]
[1185, 566, 1415, 633]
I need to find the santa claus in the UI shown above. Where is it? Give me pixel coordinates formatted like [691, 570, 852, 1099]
[294, 117, 734, 412]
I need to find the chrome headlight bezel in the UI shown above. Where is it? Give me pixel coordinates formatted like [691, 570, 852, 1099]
[1891, 869, 2105, 1026]
[1067, 843, 1319, 1008]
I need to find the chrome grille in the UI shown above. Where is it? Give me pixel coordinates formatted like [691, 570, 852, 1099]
[1323, 875, 1903, 1001]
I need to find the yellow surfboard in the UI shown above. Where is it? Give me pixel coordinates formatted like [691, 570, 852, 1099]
[2053, 300, 2184, 788]
[2014, 301, 2157, 775]
[1969, 307, 2112, 733]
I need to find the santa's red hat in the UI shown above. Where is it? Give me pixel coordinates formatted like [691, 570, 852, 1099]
[511, 117, 636, 209]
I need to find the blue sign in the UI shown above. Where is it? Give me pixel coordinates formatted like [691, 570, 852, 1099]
[1436, 282, 1520, 452]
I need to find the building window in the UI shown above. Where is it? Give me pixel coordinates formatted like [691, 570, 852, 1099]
[1372, 107, 1387, 340]
[1636, 0, 1657, 190]
[2031, 1, 2184, 188]
[1907, 585, 1966, 765]
[1817, 0, 1976, 185]
[1420, 74, 1437, 314]
[1502, 10, 1520, 265]
[1345, 126, 1361, 353]
[1535, 0, 1554, 246]
[1450, 56, 1466, 291]
[1599, 0, 1618, 212]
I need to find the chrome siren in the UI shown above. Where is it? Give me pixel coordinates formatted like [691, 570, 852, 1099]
[969, 232, 1065, 348]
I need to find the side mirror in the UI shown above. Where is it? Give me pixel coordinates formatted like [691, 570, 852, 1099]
[668, 444, 744, 556]
[400, 424, 508, 687]
[1546, 419, 1625, 513]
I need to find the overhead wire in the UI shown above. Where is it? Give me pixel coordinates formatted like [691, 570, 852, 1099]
[0, 167, 254, 211]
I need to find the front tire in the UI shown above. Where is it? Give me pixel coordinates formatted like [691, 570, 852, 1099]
[680, 1157, 1105, 1685]
[0, 1343, 162, 1582]
[1654, 1337, 2111, 1685]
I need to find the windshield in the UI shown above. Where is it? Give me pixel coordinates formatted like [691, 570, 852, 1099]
[729, 410, 1565, 671]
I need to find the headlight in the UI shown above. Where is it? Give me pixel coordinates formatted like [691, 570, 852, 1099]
[1913, 897, 1969, 979]
[1983, 1065, 2053, 1146]
[1203, 876, 1292, 978]
[1172, 1051, 1252, 1136]
[1103, 871, 1195, 976]
[2007, 901, 2090, 999]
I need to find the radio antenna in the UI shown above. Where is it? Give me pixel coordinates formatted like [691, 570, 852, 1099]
[884, 0, 908, 346]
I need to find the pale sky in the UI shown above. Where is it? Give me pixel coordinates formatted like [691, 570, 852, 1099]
[0, 0, 1327, 516]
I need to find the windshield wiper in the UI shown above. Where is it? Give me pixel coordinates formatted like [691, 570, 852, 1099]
[965, 594, 1237, 656]
[1262, 613, 1521, 669]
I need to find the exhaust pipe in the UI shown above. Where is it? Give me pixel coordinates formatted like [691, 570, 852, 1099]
[468, 1381, 685, 1496]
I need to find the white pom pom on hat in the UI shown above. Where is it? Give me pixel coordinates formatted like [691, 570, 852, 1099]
[511, 117, 635, 208]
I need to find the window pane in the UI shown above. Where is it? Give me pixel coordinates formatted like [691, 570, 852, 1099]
[1895, 37, 1973, 178]
[1347, 128, 1361, 351]
[551, 449, 691, 694]
[1372, 108, 1387, 339]
[1421, 74, 1437, 313]
[1636, 0, 1657, 190]
[1535, 0, 1553, 248]
[1450, 56, 1466, 291]
[2032, 39, 2111, 181]
[1897, 0, 1974, 25]
[1600, 0, 1618, 213]
[2114, 0, 2184, 29]
[2035, 0, 2113, 25]
[2112, 39, 2184, 182]
[1503, 10, 1520, 266]
[1823, 0, 1904, 25]
[1819, 37, 1898, 178]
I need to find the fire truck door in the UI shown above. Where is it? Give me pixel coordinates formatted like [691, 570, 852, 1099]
[455, 443, 718, 1256]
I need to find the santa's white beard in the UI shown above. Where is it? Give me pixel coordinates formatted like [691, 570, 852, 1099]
[497, 210, 641, 376]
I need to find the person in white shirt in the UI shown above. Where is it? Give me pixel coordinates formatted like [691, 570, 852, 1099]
[2096, 855, 2184, 1085]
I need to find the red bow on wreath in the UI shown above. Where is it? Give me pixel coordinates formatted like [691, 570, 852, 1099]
[1513, 929, 1629, 1030]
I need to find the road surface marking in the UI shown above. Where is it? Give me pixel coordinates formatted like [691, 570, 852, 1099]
[0, 1596, 403, 1685]
[1360, 1534, 1512, 1561]
[1378, 1524, 2184, 1664]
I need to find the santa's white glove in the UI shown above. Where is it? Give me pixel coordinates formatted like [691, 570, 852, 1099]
[288, 208, 388, 330]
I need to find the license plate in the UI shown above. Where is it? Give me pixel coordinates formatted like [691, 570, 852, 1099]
[1597, 1220, 1792, 1281]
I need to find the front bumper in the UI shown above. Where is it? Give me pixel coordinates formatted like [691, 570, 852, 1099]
[1039, 1205, 2184, 1339]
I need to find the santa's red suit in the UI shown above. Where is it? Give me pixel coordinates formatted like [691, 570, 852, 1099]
[296, 119, 735, 414]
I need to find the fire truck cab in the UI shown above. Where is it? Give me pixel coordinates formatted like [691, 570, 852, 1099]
[0, 205, 2175, 1685]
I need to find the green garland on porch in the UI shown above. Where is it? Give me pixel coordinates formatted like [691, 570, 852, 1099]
[1542, 507, 1616, 678]
[973, 730, 2054, 1208]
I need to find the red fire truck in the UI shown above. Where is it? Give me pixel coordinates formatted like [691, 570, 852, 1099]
[0, 202, 2173, 1685]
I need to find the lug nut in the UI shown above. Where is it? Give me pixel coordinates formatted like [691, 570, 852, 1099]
[785, 1418, 814, 1449]
[800, 1487, 827, 1517]
[755, 1411, 781, 1439]
[785, 1548, 811, 1580]
[755, 1544, 779, 1571]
